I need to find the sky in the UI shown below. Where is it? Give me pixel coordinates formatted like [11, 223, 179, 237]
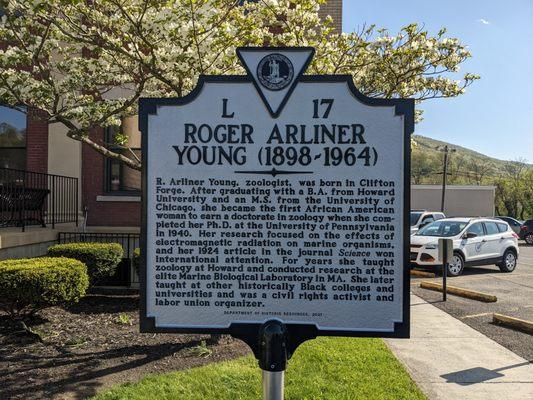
[342, 0, 533, 162]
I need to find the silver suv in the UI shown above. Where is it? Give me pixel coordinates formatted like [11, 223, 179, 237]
[410, 218, 520, 276]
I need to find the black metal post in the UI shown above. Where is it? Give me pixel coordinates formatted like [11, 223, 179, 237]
[442, 240, 448, 302]
[438, 238, 451, 302]
[443, 259, 447, 302]
[21, 171, 26, 232]
[75, 177, 79, 227]
[259, 320, 288, 400]
[51, 176, 55, 229]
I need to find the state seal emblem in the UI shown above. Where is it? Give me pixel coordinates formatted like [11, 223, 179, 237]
[256, 53, 294, 91]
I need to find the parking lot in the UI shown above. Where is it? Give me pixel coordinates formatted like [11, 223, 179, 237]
[411, 242, 533, 360]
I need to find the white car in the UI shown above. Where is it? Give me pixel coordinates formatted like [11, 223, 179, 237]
[410, 217, 519, 276]
[410, 210, 446, 235]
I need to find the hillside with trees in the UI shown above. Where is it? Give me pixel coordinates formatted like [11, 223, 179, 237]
[411, 135, 532, 220]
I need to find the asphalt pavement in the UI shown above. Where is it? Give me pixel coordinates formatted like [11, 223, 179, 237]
[411, 242, 533, 361]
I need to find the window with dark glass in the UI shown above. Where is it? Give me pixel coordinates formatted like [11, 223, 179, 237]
[496, 223, 509, 233]
[467, 222, 484, 236]
[0, 106, 27, 170]
[105, 116, 141, 193]
[484, 222, 499, 235]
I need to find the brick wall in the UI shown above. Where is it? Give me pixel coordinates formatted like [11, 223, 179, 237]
[318, 0, 343, 32]
[0, 40, 49, 173]
[26, 108, 48, 173]
[82, 127, 140, 226]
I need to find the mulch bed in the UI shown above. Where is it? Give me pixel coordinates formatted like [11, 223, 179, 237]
[0, 294, 250, 400]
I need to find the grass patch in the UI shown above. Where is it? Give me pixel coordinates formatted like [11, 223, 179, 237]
[92, 337, 425, 400]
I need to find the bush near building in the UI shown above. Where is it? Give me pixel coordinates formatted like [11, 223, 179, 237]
[0, 257, 89, 318]
[48, 243, 123, 284]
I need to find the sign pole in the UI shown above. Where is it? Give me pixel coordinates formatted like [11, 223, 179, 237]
[262, 371, 284, 400]
[443, 255, 447, 302]
[438, 238, 452, 302]
[259, 320, 288, 400]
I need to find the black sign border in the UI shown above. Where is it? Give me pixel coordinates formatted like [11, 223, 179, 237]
[139, 71, 413, 358]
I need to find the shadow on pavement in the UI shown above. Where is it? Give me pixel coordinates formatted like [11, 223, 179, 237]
[440, 361, 531, 386]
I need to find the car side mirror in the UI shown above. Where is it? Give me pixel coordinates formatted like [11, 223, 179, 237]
[464, 232, 477, 239]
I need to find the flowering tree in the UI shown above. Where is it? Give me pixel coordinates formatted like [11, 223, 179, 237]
[0, 0, 478, 170]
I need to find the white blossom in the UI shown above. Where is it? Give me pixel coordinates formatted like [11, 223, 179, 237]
[0, 0, 478, 170]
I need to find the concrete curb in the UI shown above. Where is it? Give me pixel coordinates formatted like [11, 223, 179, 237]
[420, 281, 497, 302]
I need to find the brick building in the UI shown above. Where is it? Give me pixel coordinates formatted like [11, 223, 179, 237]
[318, 0, 342, 31]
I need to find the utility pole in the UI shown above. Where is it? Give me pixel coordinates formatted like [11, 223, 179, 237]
[437, 145, 456, 213]
[441, 146, 449, 212]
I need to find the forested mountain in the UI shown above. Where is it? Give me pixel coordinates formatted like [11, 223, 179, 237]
[411, 135, 532, 219]
[413, 135, 530, 175]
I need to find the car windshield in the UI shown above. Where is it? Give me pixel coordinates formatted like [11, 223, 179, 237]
[416, 220, 468, 237]
[410, 212, 423, 226]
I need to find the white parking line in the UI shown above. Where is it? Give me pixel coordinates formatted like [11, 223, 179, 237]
[461, 312, 492, 319]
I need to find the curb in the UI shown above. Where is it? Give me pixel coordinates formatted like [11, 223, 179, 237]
[493, 313, 533, 334]
[410, 270, 435, 278]
[419, 281, 497, 302]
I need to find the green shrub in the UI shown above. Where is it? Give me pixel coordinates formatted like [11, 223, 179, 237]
[0, 257, 89, 317]
[47, 242, 123, 283]
[132, 247, 140, 275]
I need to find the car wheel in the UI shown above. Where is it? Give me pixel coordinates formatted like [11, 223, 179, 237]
[447, 253, 464, 277]
[525, 233, 533, 245]
[498, 249, 517, 273]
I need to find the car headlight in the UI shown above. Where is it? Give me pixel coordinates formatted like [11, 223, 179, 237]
[425, 243, 438, 250]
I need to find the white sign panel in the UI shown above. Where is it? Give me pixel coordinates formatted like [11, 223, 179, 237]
[140, 47, 412, 338]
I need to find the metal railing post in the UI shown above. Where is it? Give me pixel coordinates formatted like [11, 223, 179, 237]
[21, 171, 26, 232]
[51, 175, 55, 229]
[75, 177, 79, 227]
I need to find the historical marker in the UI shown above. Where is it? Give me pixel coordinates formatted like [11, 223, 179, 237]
[140, 47, 413, 398]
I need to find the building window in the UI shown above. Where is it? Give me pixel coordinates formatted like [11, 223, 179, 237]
[105, 116, 141, 194]
[0, 106, 27, 170]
